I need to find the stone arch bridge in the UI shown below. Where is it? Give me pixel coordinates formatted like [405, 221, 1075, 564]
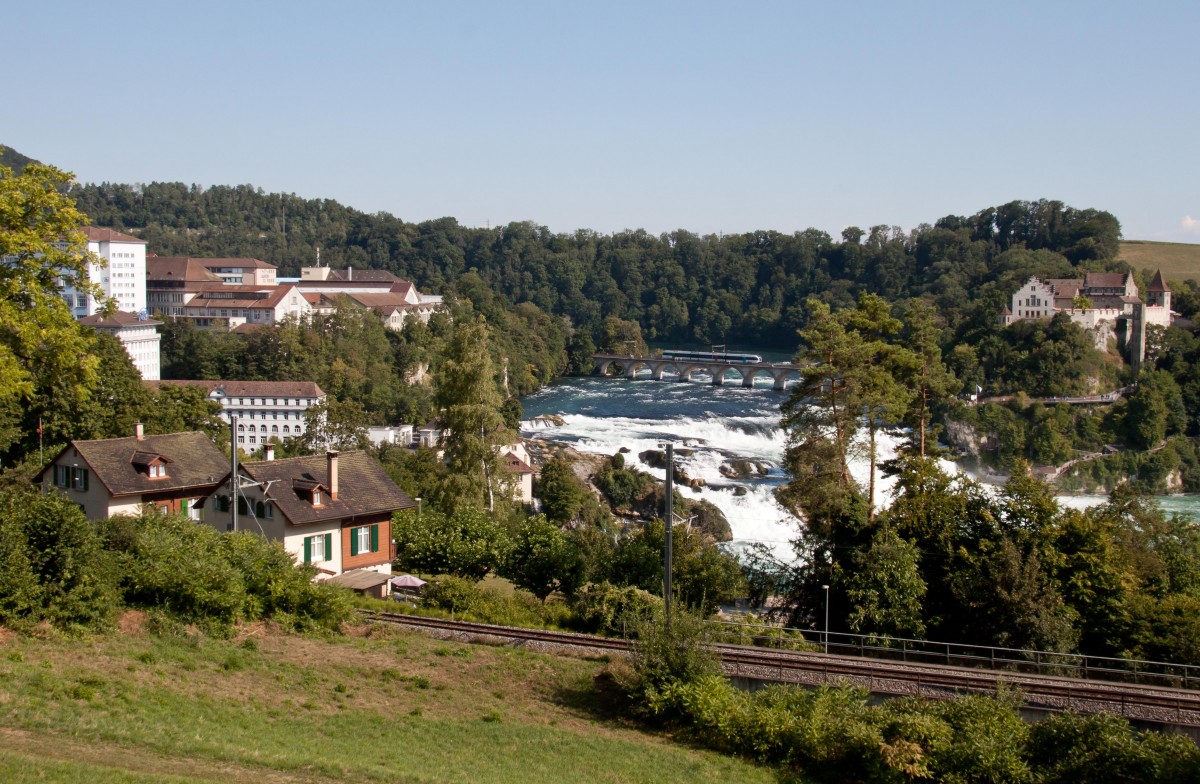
[592, 353, 802, 390]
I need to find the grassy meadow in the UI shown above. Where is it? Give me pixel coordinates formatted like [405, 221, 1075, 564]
[1120, 240, 1200, 281]
[0, 618, 774, 784]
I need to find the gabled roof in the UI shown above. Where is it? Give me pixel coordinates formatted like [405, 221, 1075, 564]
[1083, 272, 1130, 289]
[1046, 278, 1083, 297]
[83, 226, 147, 244]
[79, 310, 162, 328]
[38, 432, 228, 498]
[146, 379, 326, 398]
[502, 451, 533, 474]
[1148, 270, 1170, 293]
[241, 451, 415, 526]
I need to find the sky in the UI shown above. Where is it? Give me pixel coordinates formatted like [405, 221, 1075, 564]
[5, 1, 1199, 242]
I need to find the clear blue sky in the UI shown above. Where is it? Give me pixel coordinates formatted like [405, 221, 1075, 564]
[6, 1, 1198, 242]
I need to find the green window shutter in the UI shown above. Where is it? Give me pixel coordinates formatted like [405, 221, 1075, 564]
[181, 498, 190, 514]
[324, 533, 332, 561]
[370, 524, 379, 553]
[303, 536, 312, 564]
[350, 529, 359, 557]
[82, 469, 88, 491]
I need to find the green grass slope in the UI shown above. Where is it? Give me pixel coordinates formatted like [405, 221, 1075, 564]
[1120, 240, 1200, 281]
[0, 620, 773, 784]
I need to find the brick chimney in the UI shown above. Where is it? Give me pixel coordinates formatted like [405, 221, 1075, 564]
[134, 422, 144, 441]
[327, 450, 339, 500]
[265, 443, 275, 461]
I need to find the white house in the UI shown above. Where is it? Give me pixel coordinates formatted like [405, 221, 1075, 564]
[202, 450, 415, 596]
[36, 426, 228, 522]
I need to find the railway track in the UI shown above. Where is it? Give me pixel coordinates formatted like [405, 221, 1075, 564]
[360, 610, 1200, 727]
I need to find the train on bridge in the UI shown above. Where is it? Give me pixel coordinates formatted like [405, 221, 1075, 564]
[660, 349, 763, 364]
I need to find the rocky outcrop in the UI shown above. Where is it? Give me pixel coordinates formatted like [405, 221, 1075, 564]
[943, 418, 983, 457]
[719, 459, 770, 479]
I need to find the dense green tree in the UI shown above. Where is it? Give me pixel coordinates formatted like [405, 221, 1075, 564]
[537, 456, 587, 524]
[843, 527, 927, 639]
[294, 398, 370, 454]
[435, 317, 512, 511]
[502, 515, 586, 600]
[392, 505, 510, 581]
[73, 331, 152, 441]
[0, 159, 105, 461]
[142, 384, 227, 441]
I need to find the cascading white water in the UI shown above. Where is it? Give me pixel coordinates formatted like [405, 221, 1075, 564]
[521, 377, 1200, 560]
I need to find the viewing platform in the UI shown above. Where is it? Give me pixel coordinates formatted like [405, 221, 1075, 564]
[592, 352, 802, 390]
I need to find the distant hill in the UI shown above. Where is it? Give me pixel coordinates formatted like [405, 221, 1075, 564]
[0, 145, 38, 172]
[1120, 240, 1200, 282]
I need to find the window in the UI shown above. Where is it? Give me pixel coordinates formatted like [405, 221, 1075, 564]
[303, 533, 332, 563]
[349, 524, 379, 557]
[312, 489, 322, 506]
[72, 467, 89, 491]
[148, 463, 166, 478]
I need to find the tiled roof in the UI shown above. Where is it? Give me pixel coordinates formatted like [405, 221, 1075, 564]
[83, 226, 147, 244]
[1084, 272, 1130, 290]
[147, 258, 223, 283]
[344, 292, 418, 310]
[146, 380, 326, 398]
[79, 311, 162, 328]
[502, 451, 533, 474]
[38, 432, 228, 497]
[1148, 270, 1170, 293]
[1046, 278, 1083, 297]
[241, 451, 415, 526]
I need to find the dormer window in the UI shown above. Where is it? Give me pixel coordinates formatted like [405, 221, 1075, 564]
[292, 477, 326, 507]
[131, 451, 172, 480]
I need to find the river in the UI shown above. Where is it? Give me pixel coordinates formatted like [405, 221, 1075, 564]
[520, 376, 1200, 558]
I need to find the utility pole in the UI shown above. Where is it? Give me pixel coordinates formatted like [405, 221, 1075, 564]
[230, 415, 239, 533]
[664, 441, 673, 628]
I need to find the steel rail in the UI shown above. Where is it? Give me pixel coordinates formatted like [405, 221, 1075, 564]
[358, 610, 1200, 722]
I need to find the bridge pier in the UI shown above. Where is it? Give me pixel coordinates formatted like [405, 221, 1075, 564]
[773, 377, 788, 391]
[742, 374, 755, 388]
[711, 372, 725, 386]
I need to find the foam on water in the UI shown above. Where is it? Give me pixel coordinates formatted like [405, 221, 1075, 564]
[521, 378, 1200, 561]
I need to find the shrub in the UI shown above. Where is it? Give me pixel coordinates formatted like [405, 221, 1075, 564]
[0, 490, 120, 631]
[1028, 711, 1200, 784]
[630, 606, 719, 692]
[571, 581, 661, 636]
[421, 576, 572, 628]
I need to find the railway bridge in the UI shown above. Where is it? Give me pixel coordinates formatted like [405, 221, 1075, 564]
[592, 352, 803, 390]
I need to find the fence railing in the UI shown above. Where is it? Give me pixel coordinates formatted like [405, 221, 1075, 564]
[704, 619, 1200, 691]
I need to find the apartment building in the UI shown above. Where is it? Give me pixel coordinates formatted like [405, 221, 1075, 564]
[147, 380, 326, 447]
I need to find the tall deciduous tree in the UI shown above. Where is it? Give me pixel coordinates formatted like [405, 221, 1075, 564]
[0, 158, 106, 461]
[435, 317, 511, 511]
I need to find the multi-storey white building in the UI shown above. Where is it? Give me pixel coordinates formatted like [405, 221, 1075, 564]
[63, 227, 148, 317]
[78, 311, 162, 380]
[147, 380, 326, 448]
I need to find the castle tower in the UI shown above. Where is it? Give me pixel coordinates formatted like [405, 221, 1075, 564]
[1147, 269, 1171, 310]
